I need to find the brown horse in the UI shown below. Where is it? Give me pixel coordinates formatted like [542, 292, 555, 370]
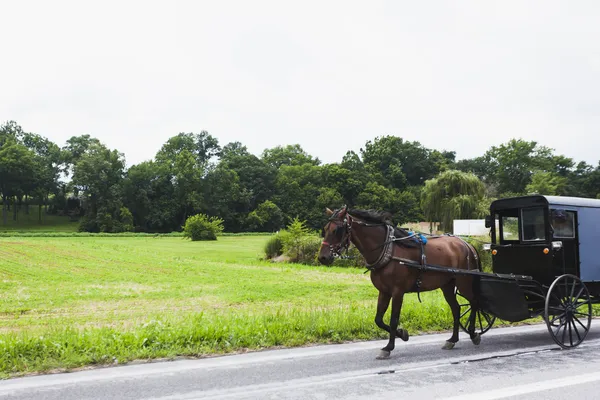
[318, 206, 482, 359]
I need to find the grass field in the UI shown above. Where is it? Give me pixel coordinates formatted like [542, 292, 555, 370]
[0, 235, 469, 378]
[0, 206, 77, 232]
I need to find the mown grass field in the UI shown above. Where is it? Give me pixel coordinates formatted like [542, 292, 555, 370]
[0, 235, 469, 378]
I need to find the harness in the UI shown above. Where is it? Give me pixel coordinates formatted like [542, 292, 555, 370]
[325, 214, 477, 303]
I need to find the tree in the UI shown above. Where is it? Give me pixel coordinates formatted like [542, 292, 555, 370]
[0, 140, 38, 224]
[72, 142, 127, 232]
[246, 200, 284, 232]
[155, 131, 220, 171]
[355, 182, 422, 224]
[360, 135, 449, 190]
[262, 144, 320, 168]
[220, 142, 277, 210]
[123, 161, 178, 232]
[481, 139, 561, 195]
[421, 170, 487, 232]
[525, 171, 568, 196]
[63, 134, 101, 176]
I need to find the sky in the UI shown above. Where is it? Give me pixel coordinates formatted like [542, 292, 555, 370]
[1, 0, 600, 167]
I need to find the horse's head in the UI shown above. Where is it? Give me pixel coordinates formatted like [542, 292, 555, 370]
[318, 205, 351, 266]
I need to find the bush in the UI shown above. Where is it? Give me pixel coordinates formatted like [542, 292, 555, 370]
[264, 234, 284, 259]
[280, 217, 313, 261]
[183, 214, 224, 241]
[330, 246, 366, 268]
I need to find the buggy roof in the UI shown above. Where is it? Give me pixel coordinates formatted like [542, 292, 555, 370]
[491, 195, 600, 212]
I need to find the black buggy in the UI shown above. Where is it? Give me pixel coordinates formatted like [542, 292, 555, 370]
[455, 194, 600, 349]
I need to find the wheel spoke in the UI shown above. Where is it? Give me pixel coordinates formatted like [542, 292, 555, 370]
[460, 309, 470, 319]
[483, 312, 493, 325]
[570, 320, 582, 342]
[569, 279, 577, 301]
[568, 318, 574, 347]
[573, 287, 585, 304]
[573, 300, 591, 309]
[573, 314, 589, 332]
[550, 312, 567, 325]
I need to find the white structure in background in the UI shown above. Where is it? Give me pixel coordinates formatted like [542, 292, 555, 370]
[453, 219, 490, 236]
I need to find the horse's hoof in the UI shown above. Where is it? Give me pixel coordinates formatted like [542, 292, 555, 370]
[471, 333, 481, 346]
[397, 328, 409, 342]
[442, 341, 455, 350]
[376, 350, 391, 360]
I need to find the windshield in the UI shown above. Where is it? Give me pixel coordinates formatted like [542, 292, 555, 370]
[521, 207, 546, 241]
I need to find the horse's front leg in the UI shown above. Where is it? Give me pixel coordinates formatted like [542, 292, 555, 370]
[377, 292, 404, 360]
[374, 292, 409, 342]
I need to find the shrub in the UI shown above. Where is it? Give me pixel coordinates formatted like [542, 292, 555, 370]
[331, 246, 366, 268]
[183, 214, 224, 241]
[264, 234, 284, 259]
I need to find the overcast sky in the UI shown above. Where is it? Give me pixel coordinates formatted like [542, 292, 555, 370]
[2, 0, 599, 167]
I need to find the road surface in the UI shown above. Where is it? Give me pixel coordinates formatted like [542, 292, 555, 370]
[2, 324, 600, 399]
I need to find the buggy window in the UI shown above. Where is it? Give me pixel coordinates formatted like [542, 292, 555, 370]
[521, 207, 546, 241]
[551, 209, 575, 239]
[501, 216, 519, 242]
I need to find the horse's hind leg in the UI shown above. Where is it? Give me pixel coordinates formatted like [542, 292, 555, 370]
[440, 281, 460, 350]
[374, 292, 409, 342]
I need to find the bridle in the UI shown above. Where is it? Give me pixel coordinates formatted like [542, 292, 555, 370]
[322, 213, 353, 258]
[322, 208, 425, 269]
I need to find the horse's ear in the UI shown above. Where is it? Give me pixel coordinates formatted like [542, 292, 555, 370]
[325, 207, 334, 216]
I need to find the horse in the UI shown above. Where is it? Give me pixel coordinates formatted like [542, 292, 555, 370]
[317, 205, 482, 360]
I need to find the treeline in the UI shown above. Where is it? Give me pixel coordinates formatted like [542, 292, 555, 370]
[2, 120, 600, 233]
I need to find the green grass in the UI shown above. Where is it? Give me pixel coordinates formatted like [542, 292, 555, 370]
[0, 206, 77, 232]
[0, 235, 473, 377]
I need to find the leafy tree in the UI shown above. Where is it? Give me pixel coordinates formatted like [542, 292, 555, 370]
[0, 120, 24, 147]
[202, 164, 250, 232]
[360, 135, 448, 190]
[481, 139, 559, 195]
[63, 134, 101, 176]
[123, 161, 178, 232]
[525, 171, 568, 195]
[355, 182, 422, 224]
[0, 140, 38, 224]
[421, 170, 487, 232]
[220, 142, 277, 209]
[246, 200, 284, 232]
[262, 144, 320, 168]
[156, 131, 220, 171]
[72, 142, 126, 232]
[272, 164, 324, 228]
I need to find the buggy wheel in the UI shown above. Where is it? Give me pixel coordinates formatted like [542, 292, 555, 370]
[456, 289, 496, 335]
[545, 274, 592, 349]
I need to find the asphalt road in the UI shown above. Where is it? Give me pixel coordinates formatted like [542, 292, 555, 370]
[2, 324, 600, 399]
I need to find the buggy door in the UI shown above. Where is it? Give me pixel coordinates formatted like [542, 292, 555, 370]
[550, 209, 579, 277]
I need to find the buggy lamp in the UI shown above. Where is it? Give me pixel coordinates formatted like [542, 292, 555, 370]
[491, 249, 497, 255]
[543, 248, 549, 254]
[482, 243, 491, 251]
[552, 241, 563, 250]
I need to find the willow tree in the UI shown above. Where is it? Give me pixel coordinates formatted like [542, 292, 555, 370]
[421, 170, 487, 232]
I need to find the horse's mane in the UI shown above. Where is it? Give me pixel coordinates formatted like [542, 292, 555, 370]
[347, 208, 393, 224]
[347, 208, 419, 248]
